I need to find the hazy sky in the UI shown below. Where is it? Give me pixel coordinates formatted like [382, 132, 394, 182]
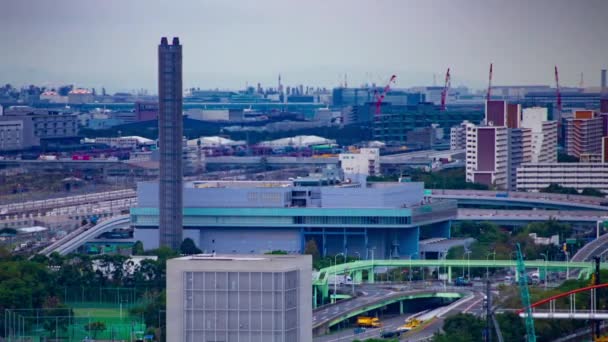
[1, 0, 607, 93]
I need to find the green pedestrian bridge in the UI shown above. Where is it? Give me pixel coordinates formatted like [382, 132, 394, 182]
[313, 259, 601, 306]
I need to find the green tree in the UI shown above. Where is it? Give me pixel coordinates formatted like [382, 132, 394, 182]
[265, 250, 288, 255]
[304, 239, 321, 261]
[84, 321, 106, 339]
[129, 290, 166, 330]
[581, 187, 605, 197]
[132, 240, 145, 255]
[432, 313, 485, 341]
[495, 312, 526, 342]
[180, 238, 202, 255]
[42, 296, 72, 338]
[558, 153, 579, 163]
[0, 228, 18, 236]
[540, 183, 579, 195]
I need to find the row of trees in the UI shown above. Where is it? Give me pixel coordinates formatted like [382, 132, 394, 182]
[0, 243, 177, 339]
[540, 183, 605, 197]
[448, 220, 573, 267]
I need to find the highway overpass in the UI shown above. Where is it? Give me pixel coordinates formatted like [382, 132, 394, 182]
[312, 285, 468, 336]
[431, 189, 608, 211]
[313, 259, 599, 305]
[456, 208, 608, 225]
[39, 215, 130, 256]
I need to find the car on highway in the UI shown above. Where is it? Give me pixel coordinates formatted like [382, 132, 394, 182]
[380, 330, 401, 338]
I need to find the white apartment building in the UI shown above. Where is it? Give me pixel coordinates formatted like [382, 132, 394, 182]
[520, 107, 557, 163]
[338, 148, 380, 176]
[465, 125, 509, 189]
[450, 120, 473, 151]
[517, 163, 608, 194]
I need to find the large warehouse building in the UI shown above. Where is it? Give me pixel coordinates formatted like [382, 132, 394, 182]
[131, 180, 456, 259]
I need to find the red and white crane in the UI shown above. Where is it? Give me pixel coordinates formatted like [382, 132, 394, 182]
[554, 65, 562, 112]
[486, 63, 493, 101]
[440, 68, 451, 111]
[374, 74, 397, 116]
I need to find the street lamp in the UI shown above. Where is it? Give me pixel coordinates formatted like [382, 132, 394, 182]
[464, 250, 472, 279]
[540, 253, 548, 290]
[408, 253, 415, 287]
[334, 252, 345, 301]
[596, 218, 607, 240]
[352, 252, 361, 295]
[486, 251, 496, 280]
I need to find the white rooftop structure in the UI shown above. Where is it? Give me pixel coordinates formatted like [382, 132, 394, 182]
[258, 135, 336, 148]
[186, 136, 244, 147]
[18, 226, 48, 233]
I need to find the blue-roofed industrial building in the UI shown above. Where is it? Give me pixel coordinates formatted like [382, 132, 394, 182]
[131, 180, 457, 259]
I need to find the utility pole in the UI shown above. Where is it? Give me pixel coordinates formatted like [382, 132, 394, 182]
[485, 279, 492, 342]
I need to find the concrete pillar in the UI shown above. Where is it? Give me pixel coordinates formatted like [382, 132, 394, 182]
[400, 300, 404, 315]
[448, 266, 452, 282]
[353, 270, 363, 284]
[367, 267, 375, 283]
[321, 284, 329, 305]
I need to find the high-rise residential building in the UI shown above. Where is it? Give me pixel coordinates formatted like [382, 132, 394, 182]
[603, 136, 608, 163]
[167, 254, 312, 342]
[338, 148, 380, 176]
[507, 128, 532, 190]
[564, 110, 604, 158]
[450, 120, 473, 151]
[158, 37, 183, 249]
[485, 100, 521, 128]
[520, 107, 558, 163]
[465, 124, 508, 189]
[465, 100, 538, 190]
[602, 69, 607, 90]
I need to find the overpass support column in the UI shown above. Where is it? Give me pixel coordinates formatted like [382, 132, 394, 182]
[353, 270, 363, 284]
[367, 267, 375, 283]
[399, 300, 404, 315]
[448, 266, 452, 282]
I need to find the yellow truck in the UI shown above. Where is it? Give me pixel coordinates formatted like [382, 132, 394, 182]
[397, 318, 422, 332]
[356, 316, 382, 328]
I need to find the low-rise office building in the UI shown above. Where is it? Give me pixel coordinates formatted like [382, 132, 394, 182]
[338, 148, 380, 176]
[132, 180, 456, 259]
[167, 254, 312, 342]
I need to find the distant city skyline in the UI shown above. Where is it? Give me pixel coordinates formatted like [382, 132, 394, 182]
[1, 0, 607, 93]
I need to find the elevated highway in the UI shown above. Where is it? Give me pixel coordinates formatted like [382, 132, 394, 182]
[313, 259, 599, 305]
[38, 215, 130, 256]
[572, 232, 608, 261]
[0, 189, 136, 217]
[312, 285, 468, 337]
[456, 208, 608, 225]
[431, 189, 608, 211]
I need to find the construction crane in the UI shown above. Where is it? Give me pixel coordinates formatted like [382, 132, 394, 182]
[486, 63, 493, 101]
[516, 243, 537, 342]
[554, 66, 562, 113]
[440, 68, 451, 111]
[374, 74, 397, 116]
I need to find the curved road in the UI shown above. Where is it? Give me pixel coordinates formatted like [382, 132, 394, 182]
[572, 233, 608, 262]
[313, 284, 485, 342]
[39, 215, 130, 256]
